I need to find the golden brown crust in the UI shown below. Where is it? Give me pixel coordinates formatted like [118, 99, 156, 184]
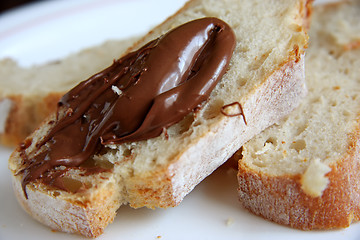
[1, 92, 63, 146]
[11, 171, 120, 238]
[238, 121, 360, 229]
[1, 95, 23, 146]
[127, 168, 176, 209]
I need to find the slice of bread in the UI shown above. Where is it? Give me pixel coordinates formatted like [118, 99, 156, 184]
[0, 38, 136, 146]
[238, 0, 360, 230]
[8, 0, 310, 237]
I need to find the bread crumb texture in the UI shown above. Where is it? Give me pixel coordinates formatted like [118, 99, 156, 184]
[238, 0, 360, 230]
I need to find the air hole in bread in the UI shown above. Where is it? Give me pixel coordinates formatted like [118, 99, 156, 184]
[328, 49, 342, 59]
[342, 68, 349, 75]
[237, 77, 247, 87]
[173, 113, 195, 135]
[192, 119, 202, 127]
[81, 157, 114, 170]
[96, 159, 114, 169]
[150, 158, 157, 166]
[343, 109, 351, 118]
[80, 158, 96, 168]
[290, 139, 306, 152]
[61, 177, 84, 193]
[265, 137, 277, 146]
[123, 148, 132, 157]
[295, 124, 307, 136]
[310, 96, 322, 104]
[328, 49, 341, 58]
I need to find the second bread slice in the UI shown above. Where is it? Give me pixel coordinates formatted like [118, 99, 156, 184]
[238, 0, 360, 230]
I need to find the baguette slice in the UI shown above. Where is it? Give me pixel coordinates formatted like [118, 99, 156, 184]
[0, 39, 135, 146]
[8, 0, 310, 237]
[238, 0, 360, 230]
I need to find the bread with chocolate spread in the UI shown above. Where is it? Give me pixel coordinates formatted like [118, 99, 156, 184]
[0, 39, 135, 146]
[237, 0, 360, 230]
[8, 0, 310, 237]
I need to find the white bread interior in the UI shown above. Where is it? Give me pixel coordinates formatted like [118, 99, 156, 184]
[238, 0, 360, 230]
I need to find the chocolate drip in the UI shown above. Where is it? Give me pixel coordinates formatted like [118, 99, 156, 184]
[220, 102, 247, 125]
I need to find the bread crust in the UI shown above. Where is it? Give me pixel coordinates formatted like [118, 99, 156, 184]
[11, 174, 120, 238]
[238, 122, 360, 230]
[0, 93, 63, 146]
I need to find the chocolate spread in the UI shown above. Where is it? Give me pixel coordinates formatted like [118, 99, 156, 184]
[220, 102, 247, 125]
[18, 17, 236, 195]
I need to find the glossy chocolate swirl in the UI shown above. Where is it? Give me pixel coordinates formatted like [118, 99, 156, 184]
[19, 17, 236, 195]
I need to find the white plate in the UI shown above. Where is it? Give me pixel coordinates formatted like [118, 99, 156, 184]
[0, 0, 359, 239]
